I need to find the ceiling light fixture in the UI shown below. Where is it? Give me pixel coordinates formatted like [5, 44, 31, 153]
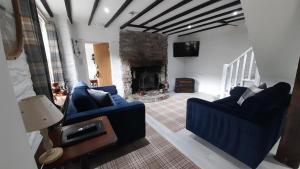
[232, 11, 239, 16]
[104, 7, 110, 14]
[187, 25, 192, 29]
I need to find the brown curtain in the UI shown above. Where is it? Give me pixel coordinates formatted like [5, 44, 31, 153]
[18, 0, 53, 100]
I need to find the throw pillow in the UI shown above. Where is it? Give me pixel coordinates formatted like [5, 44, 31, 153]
[229, 86, 247, 98]
[72, 89, 98, 112]
[258, 83, 267, 89]
[87, 89, 114, 108]
[237, 86, 263, 105]
[240, 82, 291, 122]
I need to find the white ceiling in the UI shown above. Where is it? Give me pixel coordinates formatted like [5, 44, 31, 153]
[35, 0, 243, 36]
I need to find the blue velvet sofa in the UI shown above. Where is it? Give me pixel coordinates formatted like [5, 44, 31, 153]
[64, 82, 145, 144]
[186, 82, 291, 168]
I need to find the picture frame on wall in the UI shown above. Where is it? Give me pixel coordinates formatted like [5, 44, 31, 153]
[0, 0, 23, 60]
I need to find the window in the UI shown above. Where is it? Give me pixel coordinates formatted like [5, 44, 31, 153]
[38, 12, 54, 83]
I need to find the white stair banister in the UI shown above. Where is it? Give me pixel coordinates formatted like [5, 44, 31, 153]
[248, 51, 255, 80]
[220, 64, 229, 98]
[241, 53, 247, 86]
[234, 59, 240, 86]
[228, 65, 233, 89]
[220, 47, 260, 98]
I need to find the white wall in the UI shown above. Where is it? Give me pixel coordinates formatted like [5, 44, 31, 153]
[7, 51, 36, 101]
[176, 21, 250, 96]
[0, 32, 37, 169]
[54, 20, 250, 96]
[167, 35, 185, 91]
[54, 17, 91, 87]
[241, 0, 300, 86]
[71, 24, 125, 96]
[54, 17, 79, 88]
[85, 43, 97, 80]
[7, 51, 42, 153]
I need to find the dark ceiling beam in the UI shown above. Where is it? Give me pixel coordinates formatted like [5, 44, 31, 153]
[143, 0, 223, 32]
[128, 24, 160, 31]
[140, 0, 192, 26]
[178, 17, 245, 37]
[40, 0, 53, 17]
[64, 0, 72, 24]
[88, 0, 101, 25]
[168, 13, 243, 35]
[120, 0, 164, 29]
[152, 0, 241, 33]
[164, 8, 242, 34]
[105, 0, 134, 27]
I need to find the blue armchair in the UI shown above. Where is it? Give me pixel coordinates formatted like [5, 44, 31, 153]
[64, 82, 145, 144]
[186, 82, 291, 168]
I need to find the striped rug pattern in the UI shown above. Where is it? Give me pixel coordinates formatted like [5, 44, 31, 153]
[90, 125, 199, 169]
[145, 95, 191, 132]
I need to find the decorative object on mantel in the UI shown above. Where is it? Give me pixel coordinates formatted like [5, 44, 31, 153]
[19, 95, 64, 165]
[275, 58, 300, 169]
[0, 0, 23, 60]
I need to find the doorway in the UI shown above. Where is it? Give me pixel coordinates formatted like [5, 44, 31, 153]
[84, 42, 112, 86]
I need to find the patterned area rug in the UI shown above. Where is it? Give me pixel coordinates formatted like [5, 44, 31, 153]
[85, 125, 199, 169]
[145, 95, 191, 132]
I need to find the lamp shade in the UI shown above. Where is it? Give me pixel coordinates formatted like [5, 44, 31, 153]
[19, 95, 63, 132]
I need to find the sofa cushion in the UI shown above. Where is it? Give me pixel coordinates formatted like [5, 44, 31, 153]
[213, 96, 242, 115]
[87, 89, 114, 108]
[241, 82, 291, 121]
[258, 83, 267, 89]
[92, 85, 118, 95]
[111, 95, 127, 105]
[72, 81, 89, 91]
[72, 88, 98, 112]
[237, 86, 263, 105]
[230, 86, 247, 98]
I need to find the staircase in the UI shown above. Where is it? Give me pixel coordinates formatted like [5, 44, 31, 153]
[220, 47, 260, 98]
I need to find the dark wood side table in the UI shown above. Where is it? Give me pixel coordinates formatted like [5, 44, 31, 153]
[35, 116, 117, 169]
[175, 78, 195, 93]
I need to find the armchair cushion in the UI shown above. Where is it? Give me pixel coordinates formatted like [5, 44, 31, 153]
[87, 89, 114, 108]
[111, 95, 128, 105]
[72, 88, 98, 112]
[92, 85, 118, 95]
[241, 82, 291, 121]
[229, 86, 247, 98]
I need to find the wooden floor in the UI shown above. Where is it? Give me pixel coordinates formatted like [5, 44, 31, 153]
[146, 92, 295, 169]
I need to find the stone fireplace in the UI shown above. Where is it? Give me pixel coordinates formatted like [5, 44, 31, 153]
[120, 31, 168, 98]
[131, 65, 165, 93]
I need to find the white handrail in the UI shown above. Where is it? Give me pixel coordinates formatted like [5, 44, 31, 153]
[248, 51, 254, 79]
[229, 47, 253, 65]
[234, 60, 240, 86]
[220, 47, 260, 98]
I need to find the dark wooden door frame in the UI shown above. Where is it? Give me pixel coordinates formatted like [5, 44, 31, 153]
[275, 57, 300, 169]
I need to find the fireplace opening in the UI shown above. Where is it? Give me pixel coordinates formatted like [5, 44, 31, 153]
[131, 66, 162, 93]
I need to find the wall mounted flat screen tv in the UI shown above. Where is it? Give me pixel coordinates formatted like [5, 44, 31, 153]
[173, 41, 200, 57]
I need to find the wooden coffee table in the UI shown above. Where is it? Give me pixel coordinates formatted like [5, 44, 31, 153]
[35, 116, 117, 169]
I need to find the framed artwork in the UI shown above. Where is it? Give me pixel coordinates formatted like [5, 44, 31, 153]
[0, 0, 23, 60]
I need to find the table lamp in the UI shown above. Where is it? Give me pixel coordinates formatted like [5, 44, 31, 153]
[19, 95, 64, 165]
